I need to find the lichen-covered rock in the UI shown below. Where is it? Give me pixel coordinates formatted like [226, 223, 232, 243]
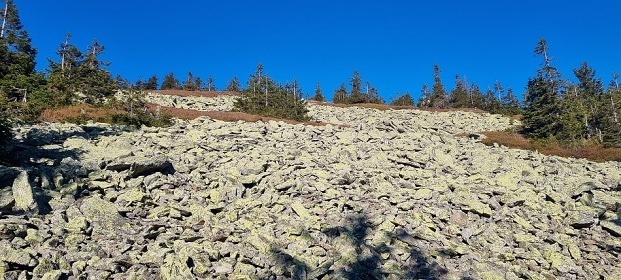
[12, 170, 38, 213]
[0, 240, 36, 267]
[78, 196, 131, 234]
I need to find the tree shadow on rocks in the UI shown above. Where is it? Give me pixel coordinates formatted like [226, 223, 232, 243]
[324, 213, 447, 280]
[1, 124, 130, 215]
[265, 212, 447, 280]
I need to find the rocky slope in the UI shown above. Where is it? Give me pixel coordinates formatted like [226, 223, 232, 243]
[1, 93, 620, 279]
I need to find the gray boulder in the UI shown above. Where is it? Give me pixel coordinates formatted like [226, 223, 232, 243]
[12, 171, 38, 213]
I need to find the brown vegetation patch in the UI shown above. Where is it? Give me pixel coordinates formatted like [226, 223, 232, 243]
[456, 130, 621, 162]
[146, 103, 340, 127]
[40, 104, 124, 122]
[150, 90, 240, 98]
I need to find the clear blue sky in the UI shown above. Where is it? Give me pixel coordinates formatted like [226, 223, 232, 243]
[15, 0, 621, 102]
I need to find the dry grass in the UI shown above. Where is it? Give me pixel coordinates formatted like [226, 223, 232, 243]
[146, 103, 340, 127]
[150, 90, 239, 98]
[40, 104, 125, 122]
[457, 130, 621, 162]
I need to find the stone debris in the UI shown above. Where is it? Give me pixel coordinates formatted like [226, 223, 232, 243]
[0, 92, 619, 279]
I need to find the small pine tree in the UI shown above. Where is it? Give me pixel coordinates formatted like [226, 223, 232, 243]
[206, 75, 216, 91]
[161, 72, 180, 90]
[233, 64, 309, 121]
[333, 83, 348, 104]
[449, 75, 469, 108]
[391, 92, 414, 106]
[144, 75, 158, 90]
[311, 82, 325, 102]
[183, 72, 198, 91]
[599, 73, 621, 147]
[501, 87, 522, 115]
[418, 83, 431, 107]
[226, 76, 241, 92]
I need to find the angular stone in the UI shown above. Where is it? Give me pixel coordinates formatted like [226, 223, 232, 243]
[129, 155, 174, 178]
[160, 254, 194, 280]
[566, 210, 597, 229]
[600, 220, 621, 237]
[0, 240, 35, 266]
[79, 196, 130, 234]
[12, 170, 38, 213]
[0, 187, 15, 211]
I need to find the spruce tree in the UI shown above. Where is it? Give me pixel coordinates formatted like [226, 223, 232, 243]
[449, 75, 469, 108]
[206, 75, 216, 91]
[226, 76, 241, 92]
[501, 87, 521, 115]
[80, 38, 115, 104]
[311, 82, 325, 102]
[522, 38, 564, 140]
[430, 65, 447, 108]
[348, 70, 366, 103]
[418, 83, 431, 107]
[0, 0, 35, 77]
[161, 72, 180, 90]
[599, 73, 621, 147]
[391, 92, 414, 106]
[183, 72, 197, 91]
[234, 64, 308, 121]
[0, 0, 40, 103]
[333, 83, 348, 104]
[46, 37, 115, 105]
[573, 62, 604, 140]
[365, 81, 384, 104]
[144, 75, 158, 90]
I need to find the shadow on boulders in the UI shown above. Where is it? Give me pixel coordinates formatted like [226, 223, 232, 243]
[266, 213, 447, 279]
[0, 124, 131, 216]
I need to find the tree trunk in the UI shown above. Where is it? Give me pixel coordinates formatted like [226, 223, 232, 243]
[0, 1, 8, 38]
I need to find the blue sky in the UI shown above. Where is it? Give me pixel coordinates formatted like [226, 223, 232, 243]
[15, 0, 621, 102]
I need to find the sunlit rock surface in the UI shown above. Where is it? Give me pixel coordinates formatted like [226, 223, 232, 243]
[1, 93, 620, 279]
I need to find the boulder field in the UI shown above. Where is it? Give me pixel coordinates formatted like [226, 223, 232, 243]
[0, 93, 620, 279]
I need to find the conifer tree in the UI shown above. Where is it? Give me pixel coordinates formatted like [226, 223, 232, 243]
[430, 65, 447, 108]
[348, 70, 366, 103]
[501, 87, 521, 115]
[234, 64, 308, 121]
[226, 76, 241, 92]
[599, 73, 621, 147]
[523, 38, 564, 139]
[0, 0, 40, 104]
[449, 75, 469, 108]
[469, 83, 485, 109]
[391, 92, 414, 106]
[183, 72, 198, 91]
[573, 62, 604, 140]
[206, 75, 216, 91]
[333, 83, 348, 104]
[365, 81, 384, 104]
[144, 75, 158, 90]
[47, 37, 115, 105]
[418, 83, 431, 107]
[0, 0, 36, 77]
[161, 72, 180, 90]
[311, 82, 325, 102]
